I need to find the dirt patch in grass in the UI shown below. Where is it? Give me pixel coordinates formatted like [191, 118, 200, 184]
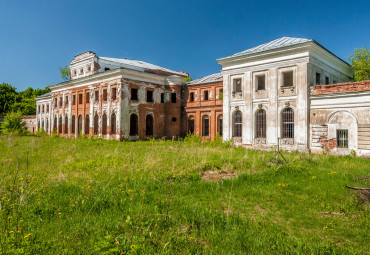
[202, 170, 238, 181]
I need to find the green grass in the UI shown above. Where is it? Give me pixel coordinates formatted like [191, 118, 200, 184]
[0, 135, 369, 254]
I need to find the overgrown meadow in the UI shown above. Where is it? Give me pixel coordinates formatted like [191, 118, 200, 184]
[0, 135, 369, 254]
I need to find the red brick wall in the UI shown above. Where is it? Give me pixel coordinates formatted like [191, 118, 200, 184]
[311, 80, 370, 95]
[183, 81, 223, 140]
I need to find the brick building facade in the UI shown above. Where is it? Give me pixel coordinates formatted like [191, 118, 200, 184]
[183, 73, 223, 140]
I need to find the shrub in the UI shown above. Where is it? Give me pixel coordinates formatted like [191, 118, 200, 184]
[0, 111, 26, 134]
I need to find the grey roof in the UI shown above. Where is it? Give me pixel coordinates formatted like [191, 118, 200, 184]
[224, 37, 312, 59]
[188, 73, 223, 85]
[35, 92, 52, 100]
[99, 57, 187, 77]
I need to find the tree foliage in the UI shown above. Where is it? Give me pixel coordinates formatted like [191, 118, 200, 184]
[349, 47, 370, 82]
[0, 110, 26, 134]
[60, 66, 70, 81]
[0, 83, 50, 115]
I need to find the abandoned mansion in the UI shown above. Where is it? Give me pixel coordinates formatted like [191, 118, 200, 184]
[34, 37, 370, 156]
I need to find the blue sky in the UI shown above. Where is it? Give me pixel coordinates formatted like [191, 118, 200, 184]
[0, 0, 369, 91]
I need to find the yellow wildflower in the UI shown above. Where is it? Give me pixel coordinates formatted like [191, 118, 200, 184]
[9, 231, 13, 234]
[130, 245, 135, 249]
[115, 241, 119, 245]
[312, 176, 317, 179]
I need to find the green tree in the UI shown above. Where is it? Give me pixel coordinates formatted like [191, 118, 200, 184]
[349, 47, 370, 82]
[0, 110, 26, 134]
[0, 83, 18, 114]
[60, 66, 70, 81]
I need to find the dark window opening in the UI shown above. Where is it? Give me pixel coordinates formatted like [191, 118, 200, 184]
[102, 113, 107, 135]
[85, 115, 89, 135]
[65, 96, 68, 106]
[95, 91, 99, 102]
[202, 115, 209, 136]
[78, 115, 83, 134]
[255, 109, 266, 138]
[161, 93, 164, 103]
[65, 116, 68, 134]
[172, 117, 177, 122]
[103, 89, 107, 102]
[281, 108, 294, 138]
[190, 92, 194, 102]
[130, 114, 138, 136]
[105, 68, 110, 71]
[325, 76, 329, 85]
[94, 114, 99, 134]
[171, 93, 176, 103]
[234, 78, 242, 92]
[188, 117, 194, 134]
[86, 93, 90, 104]
[54, 99, 57, 108]
[60, 97, 63, 107]
[72, 116, 76, 134]
[111, 113, 116, 135]
[53, 117, 57, 132]
[79, 94, 83, 105]
[146, 115, 154, 136]
[59, 116, 62, 134]
[147, 90, 153, 103]
[218, 116, 223, 137]
[72, 95, 76, 105]
[131, 88, 138, 101]
[112, 88, 117, 100]
[337, 129, 348, 148]
[233, 110, 242, 137]
[42, 105, 44, 113]
[257, 75, 266, 90]
[283, 71, 293, 87]
[316, 72, 321, 85]
[204, 91, 209, 100]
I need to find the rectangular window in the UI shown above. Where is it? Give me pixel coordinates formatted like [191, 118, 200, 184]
[147, 90, 153, 103]
[316, 72, 321, 85]
[95, 91, 99, 102]
[65, 96, 68, 106]
[59, 97, 63, 107]
[204, 90, 209, 100]
[79, 94, 83, 104]
[86, 92, 90, 103]
[72, 95, 76, 105]
[112, 88, 117, 100]
[190, 92, 194, 102]
[325, 76, 329, 85]
[337, 129, 348, 148]
[161, 93, 164, 103]
[47, 105, 49, 113]
[283, 71, 293, 87]
[233, 78, 242, 92]
[54, 99, 57, 108]
[103, 89, 107, 102]
[131, 88, 138, 100]
[171, 93, 176, 103]
[42, 105, 44, 113]
[257, 75, 265, 90]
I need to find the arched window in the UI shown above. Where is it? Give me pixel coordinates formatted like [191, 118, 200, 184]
[281, 108, 294, 138]
[145, 114, 153, 136]
[232, 110, 242, 137]
[202, 115, 209, 136]
[78, 115, 83, 134]
[46, 119, 49, 133]
[85, 115, 90, 135]
[65, 116, 68, 134]
[255, 109, 266, 138]
[94, 114, 99, 134]
[111, 113, 116, 135]
[58, 116, 62, 134]
[217, 115, 223, 137]
[37, 120, 40, 130]
[72, 116, 76, 134]
[130, 114, 138, 136]
[54, 117, 57, 132]
[102, 113, 107, 135]
[188, 116, 194, 134]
